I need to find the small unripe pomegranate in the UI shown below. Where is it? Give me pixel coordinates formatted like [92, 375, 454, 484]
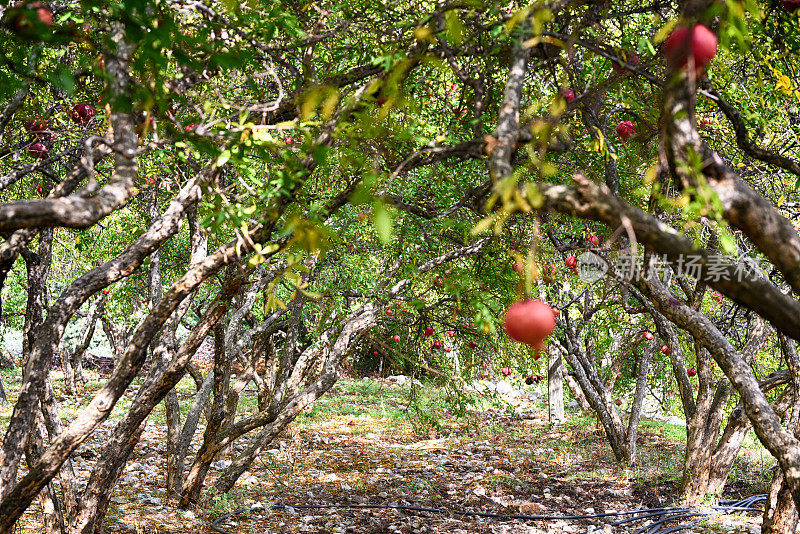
[392, 335, 400, 342]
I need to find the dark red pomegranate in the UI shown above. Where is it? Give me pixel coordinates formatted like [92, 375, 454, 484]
[24, 117, 47, 135]
[663, 25, 717, 71]
[28, 141, 48, 159]
[69, 103, 96, 125]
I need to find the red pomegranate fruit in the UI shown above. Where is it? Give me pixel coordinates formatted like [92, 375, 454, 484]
[28, 141, 48, 159]
[565, 256, 578, 269]
[663, 25, 717, 71]
[503, 299, 557, 350]
[617, 120, 636, 141]
[69, 103, 96, 125]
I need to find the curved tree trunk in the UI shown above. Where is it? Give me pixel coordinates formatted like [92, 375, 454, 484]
[762, 336, 800, 534]
[763, 468, 799, 534]
[66, 270, 246, 534]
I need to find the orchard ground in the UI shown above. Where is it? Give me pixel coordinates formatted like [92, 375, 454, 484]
[0, 368, 775, 534]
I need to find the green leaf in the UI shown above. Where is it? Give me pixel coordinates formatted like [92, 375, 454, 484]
[718, 231, 737, 256]
[445, 10, 465, 45]
[58, 69, 76, 94]
[216, 149, 232, 167]
[373, 201, 393, 244]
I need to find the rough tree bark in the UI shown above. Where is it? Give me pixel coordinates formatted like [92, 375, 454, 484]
[66, 269, 248, 534]
[548, 345, 564, 425]
[556, 320, 631, 462]
[68, 296, 106, 393]
[161, 203, 208, 499]
[625, 338, 657, 465]
[0, 174, 205, 531]
[20, 230, 62, 533]
[762, 336, 800, 534]
[177, 239, 491, 506]
[680, 317, 769, 505]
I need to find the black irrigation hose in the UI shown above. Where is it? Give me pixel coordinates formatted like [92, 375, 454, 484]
[210, 495, 768, 534]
